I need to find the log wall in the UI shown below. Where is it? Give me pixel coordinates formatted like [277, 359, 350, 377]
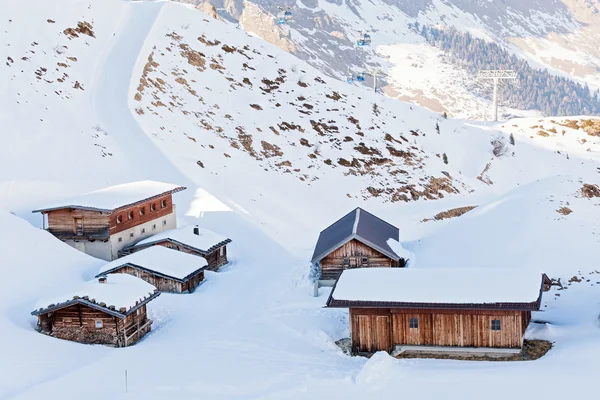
[109, 194, 173, 235]
[47, 209, 110, 238]
[320, 239, 400, 280]
[108, 265, 204, 293]
[349, 308, 531, 353]
[148, 241, 229, 271]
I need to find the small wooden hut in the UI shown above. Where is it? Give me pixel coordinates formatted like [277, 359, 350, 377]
[326, 268, 545, 355]
[311, 208, 405, 281]
[97, 246, 208, 293]
[121, 226, 231, 271]
[31, 274, 159, 347]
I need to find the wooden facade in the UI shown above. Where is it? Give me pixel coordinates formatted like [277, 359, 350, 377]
[109, 194, 173, 235]
[320, 239, 403, 280]
[107, 264, 205, 293]
[348, 308, 532, 354]
[36, 303, 153, 347]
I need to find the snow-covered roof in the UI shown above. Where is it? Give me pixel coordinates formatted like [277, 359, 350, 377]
[32, 180, 186, 213]
[97, 246, 208, 281]
[130, 226, 231, 255]
[311, 208, 400, 263]
[32, 274, 159, 318]
[327, 268, 544, 310]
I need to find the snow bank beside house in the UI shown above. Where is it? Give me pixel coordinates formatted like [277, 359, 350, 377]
[135, 225, 230, 253]
[331, 267, 543, 305]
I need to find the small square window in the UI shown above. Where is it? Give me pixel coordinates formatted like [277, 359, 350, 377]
[162, 220, 167, 226]
[152, 224, 156, 230]
[361, 257, 368, 264]
[141, 228, 145, 234]
[161, 200, 167, 208]
[116, 215, 122, 224]
[118, 237, 122, 243]
[130, 232, 134, 238]
[343, 258, 350, 265]
[139, 207, 145, 216]
[150, 203, 156, 212]
[491, 320, 501, 331]
[95, 320, 103, 329]
[409, 317, 419, 329]
[128, 211, 134, 220]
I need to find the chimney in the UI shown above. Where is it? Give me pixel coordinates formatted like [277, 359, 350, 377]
[98, 276, 107, 284]
[193, 226, 199, 235]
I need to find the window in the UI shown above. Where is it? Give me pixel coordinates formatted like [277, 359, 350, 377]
[219, 247, 224, 257]
[139, 207, 145, 216]
[118, 237, 122, 243]
[152, 224, 156, 230]
[116, 215, 122, 224]
[491, 320, 501, 331]
[343, 258, 350, 266]
[95, 320, 103, 329]
[161, 200, 167, 208]
[128, 211, 134, 220]
[141, 228, 146, 234]
[150, 203, 156, 212]
[74, 217, 83, 236]
[361, 257, 368, 264]
[162, 220, 167, 226]
[130, 232, 134, 239]
[409, 317, 419, 329]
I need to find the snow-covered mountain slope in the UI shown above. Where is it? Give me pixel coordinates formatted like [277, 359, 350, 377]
[1, 1, 600, 399]
[183, 0, 600, 119]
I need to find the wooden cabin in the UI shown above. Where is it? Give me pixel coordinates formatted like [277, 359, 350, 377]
[31, 274, 159, 347]
[121, 226, 231, 271]
[32, 181, 186, 261]
[311, 208, 405, 281]
[326, 268, 545, 355]
[96, 246, 208, 293]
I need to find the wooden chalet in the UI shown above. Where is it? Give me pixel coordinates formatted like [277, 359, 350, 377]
[311, 208, 405, 281]
[96, 246, 208, 293]
[326, 268, 545, 355]
[32, 181, 186, 261]
[31, 274, 159, 347]
[121, 226, 231, 271]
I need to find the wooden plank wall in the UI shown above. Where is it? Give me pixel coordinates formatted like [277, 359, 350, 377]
[111, 266, 184, 293]
[320, 239, 394, 280]
[350, 308, 528, 353]
[47, 209, 110, 238]
[109, 194, 173, 235]
[156, 241, 228, 271]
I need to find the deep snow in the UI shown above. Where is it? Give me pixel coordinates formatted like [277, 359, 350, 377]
[0, 1, 600, 399]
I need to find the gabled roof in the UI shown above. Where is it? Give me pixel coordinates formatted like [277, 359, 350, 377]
[97, 246, 208, 282]
[31, 274, 159, 318]
[128, 226, 231, 256]
[326, 268, 544, 311]
[311, 208, 400, 263]
[31, 180, 186, 214]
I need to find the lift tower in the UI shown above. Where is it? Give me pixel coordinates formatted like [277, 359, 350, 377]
[476, 70, 517, 121]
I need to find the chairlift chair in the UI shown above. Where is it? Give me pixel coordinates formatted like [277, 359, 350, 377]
[356, 32, 371, 46]
[284, 10, 293, 21]
[346, 74, 354, 83]
[356, 72, 365, 82]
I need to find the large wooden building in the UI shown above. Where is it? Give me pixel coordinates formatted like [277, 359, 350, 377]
[32, 181, 186, 261]
[121, 226, 231, 271]
[326, 268, 544, 355]
[311, 208, 405, 281]
[97, 246, 208, 293]
[31, 274, 159, 347]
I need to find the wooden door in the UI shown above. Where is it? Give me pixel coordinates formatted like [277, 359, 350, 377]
[356, 315, 373, 353]
[73, 217, 84, 236]
[372, 315, 391, 352]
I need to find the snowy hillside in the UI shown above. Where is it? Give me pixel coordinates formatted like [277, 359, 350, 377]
[1, 0, 600, 399]
[186, 0, 600, 119]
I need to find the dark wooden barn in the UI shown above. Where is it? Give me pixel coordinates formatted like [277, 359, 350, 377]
[121, 225, 231, 271]
[311, 208, 405, 281]
[31, 274, 159, 347]
[326, 268, 545, 355]
[97, 246, 208, 293]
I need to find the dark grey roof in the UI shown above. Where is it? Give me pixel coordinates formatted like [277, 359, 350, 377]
[310, 208, 400, 263]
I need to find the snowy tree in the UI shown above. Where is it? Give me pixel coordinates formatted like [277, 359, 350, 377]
[443, 153, 448, 164]
[509, 133, 515, 146]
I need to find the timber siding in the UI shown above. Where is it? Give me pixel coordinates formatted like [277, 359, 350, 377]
[158, 241, 228, 271]
[349, 308, 532, 354]
[47, 209, 110, 239]
[109, 194, 174, 235]
[104, 264, 205, 293]
[320, 239, 402, 280]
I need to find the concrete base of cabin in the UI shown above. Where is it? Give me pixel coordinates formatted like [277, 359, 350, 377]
[313, 280, 336, 297]
[392, 345, 521, 358]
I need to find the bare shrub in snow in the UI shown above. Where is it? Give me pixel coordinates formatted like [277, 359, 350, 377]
[491, 134, 509, 157]
[53, 45, 66, 55]
[181, 23, 190, 30]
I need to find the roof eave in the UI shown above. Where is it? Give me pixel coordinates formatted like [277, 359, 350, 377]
[96, 262, 207, 283]
[126, 237, 232, 256]
[325, 299, 542, 311]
